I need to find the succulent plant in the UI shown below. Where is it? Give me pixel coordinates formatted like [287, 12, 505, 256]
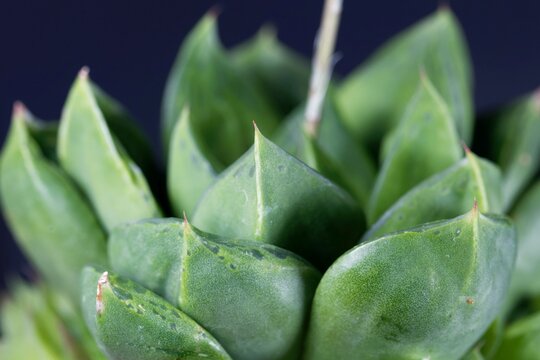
[1, 1, 539, 359]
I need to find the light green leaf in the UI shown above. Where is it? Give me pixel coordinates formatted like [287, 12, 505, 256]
[0, 280, 105, 360]
[192, 128, 363, 269]
[478, 90, 540, 211]
[273, 95, 376, 208]
[338, 8, 472, 150]
[305, 210, 516, 360]
[364, 150, 502, 241]
[161, 14, 279, 162]
[0, 105, 107, 301]
[58, 70, 161, 231]
[493, 312, 540, 360]
[232, 26, 310, 116]
[81, 267, 232, 360]
[108, 218, 321, 360]
[367, 74, 462, 225]
[167, 107, 219, 216]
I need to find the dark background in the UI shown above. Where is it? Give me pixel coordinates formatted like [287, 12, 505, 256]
[1, 0, 539, 289]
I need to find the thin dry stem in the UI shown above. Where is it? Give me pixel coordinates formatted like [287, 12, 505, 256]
[304, 0, 343, 138]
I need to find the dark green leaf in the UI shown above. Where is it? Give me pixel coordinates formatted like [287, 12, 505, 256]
[305, 210, 516, 359]
[337, 8, 472, 150]
[507, 182, 540, 303]
[232, 26, 310, 116]
[367, 74, 462, 225]
[161, 14, 279, 163]
[108, 218, 321, 360]
[192, 128, 363, 269]
[273, 96, 376, 208]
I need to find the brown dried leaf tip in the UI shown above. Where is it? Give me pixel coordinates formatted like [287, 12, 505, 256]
[96, 271, 108, 315]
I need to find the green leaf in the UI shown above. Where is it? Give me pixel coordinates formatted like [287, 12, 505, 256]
[0, 280, 105, 360]
[0, 105, 107, 302]
[167, 107, 219, 216]
[305, 209, 516, 360]
[478, 90, 540, 211]
[507, 182, 540, 302]
[337, 8, 472, 150]
[108, 218, 321, 360]
[232, 26, 310, 116]
[58, 70, 161, 231]
[493, 312, 540, 360]
[81, 267, 232, 360]
[364, 150, 503, 241]
[91, 82, 158, 182]
[367, 74, 462, 225]
[192, 127, 363, 269]
[273, 96, 376, 208]
[161, 14, 279, 163]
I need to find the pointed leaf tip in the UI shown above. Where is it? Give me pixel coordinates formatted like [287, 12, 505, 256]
[12, 101, 26, 118]
[462, 141, 471, 154]
[96, 271, 108, 315]
[472, 198, 479, 216]
[207, 5, 222, 19]
[438, 1, 450, 12]
[78, 66, 90, 79]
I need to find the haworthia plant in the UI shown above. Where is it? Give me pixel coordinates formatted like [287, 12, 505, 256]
[305, 208, 516, 359]
[58, 69, 162, 231]
[367, 73, 462, 224]
[81, 267, 232, 360]
[0, 104, 107, 302]
[108, 218, 320, 360]
[338, 7, 472, 151]
[192, 126, 363, 269]
[364, 150, 503, 241]
[1, 4, 539, 360]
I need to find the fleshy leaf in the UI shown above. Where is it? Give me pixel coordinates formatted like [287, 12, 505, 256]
[493, 312, 540, 360]
[476, 89, 540, 211]
[161, 14, 279, 162]
[0, 105, 107, 301]
[364, 151, 503, 241]
[506, 182, 540, 303]
[91, 82, 158, 181]
[58, 70, 161, 231]
[81, 267, 232, 360]
[273, 95, 376, 208]
[338, 8, 472, 150]
[167, 107, 219, 216]
[305, 210, 516, 360]
[192, 128, 363, 269]
[367, 74, 462, 225]
[232, 26, 310, 116]
[108, 218, 321, 360]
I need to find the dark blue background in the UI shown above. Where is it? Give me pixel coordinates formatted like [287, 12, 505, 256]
[1, 0, 539, 288]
